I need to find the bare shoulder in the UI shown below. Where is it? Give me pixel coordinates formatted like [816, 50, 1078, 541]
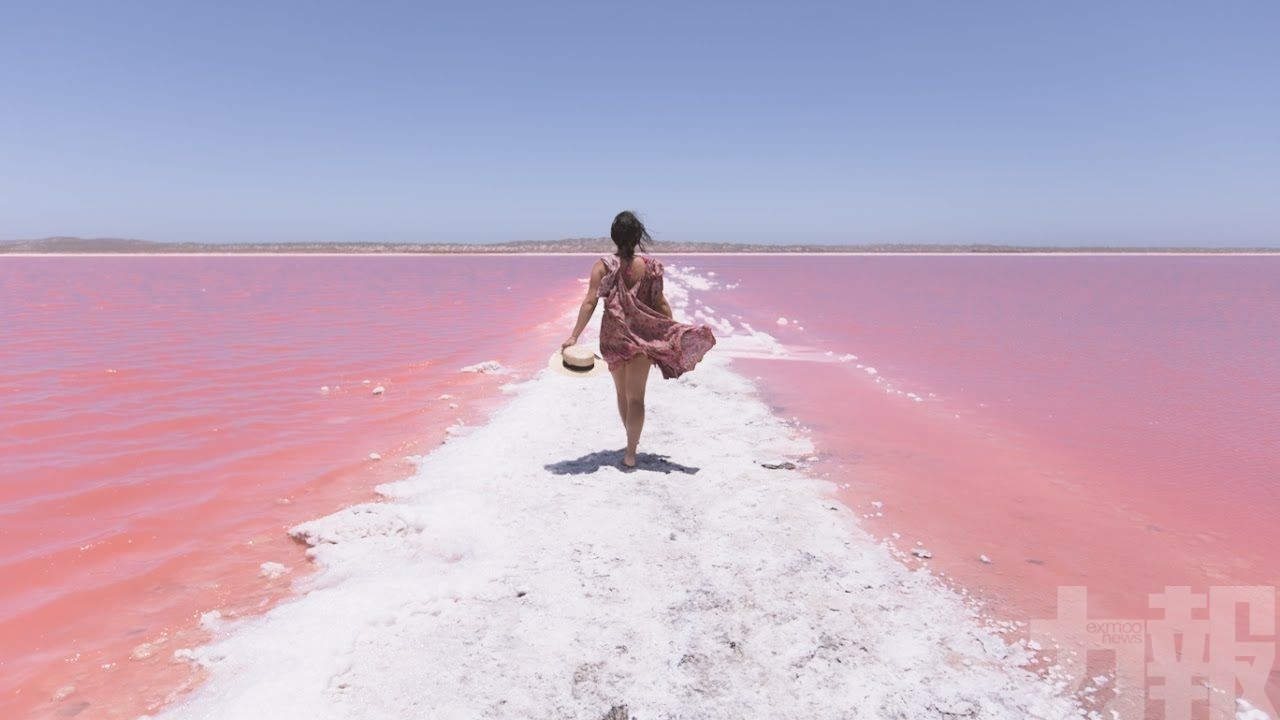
[590, 258, 607, 278]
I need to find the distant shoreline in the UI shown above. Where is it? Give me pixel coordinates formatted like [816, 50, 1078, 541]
[5, 251, 1280, 258]
[2, 237, 1277, 255]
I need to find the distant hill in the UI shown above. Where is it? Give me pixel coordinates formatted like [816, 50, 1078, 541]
[1, 236, 1276, 254]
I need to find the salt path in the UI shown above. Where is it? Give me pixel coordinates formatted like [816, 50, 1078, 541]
[153, 273, 1085, 720]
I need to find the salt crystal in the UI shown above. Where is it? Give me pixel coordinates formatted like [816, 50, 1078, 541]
[130, 643, 155, 660]
[198, 610, 222, 630]
[259, 562, 290, 579]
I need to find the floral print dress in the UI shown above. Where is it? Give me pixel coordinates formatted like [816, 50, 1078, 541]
[596, 255, 716, 379]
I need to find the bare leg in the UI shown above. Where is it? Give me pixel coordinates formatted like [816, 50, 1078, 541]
[609, 363, 628, 434]
[623, 354, 652, 467]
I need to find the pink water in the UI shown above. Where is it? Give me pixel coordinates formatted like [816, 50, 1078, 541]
[687, 254, 1280, 715]
[4, 254, 1278, 718]
[0, 256, 582, 718]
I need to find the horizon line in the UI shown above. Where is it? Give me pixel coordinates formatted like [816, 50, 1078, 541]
[6, 251, 1280, 258]
[3, 236, 1279, 255]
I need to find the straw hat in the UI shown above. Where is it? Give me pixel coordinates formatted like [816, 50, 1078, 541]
[549, 345, 608, 378]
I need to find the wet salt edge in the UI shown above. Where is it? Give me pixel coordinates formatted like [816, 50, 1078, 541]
[4, 257, 605, 718]
[150, 266, 1119, 718]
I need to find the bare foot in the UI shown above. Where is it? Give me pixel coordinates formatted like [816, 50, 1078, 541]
[622, 452, 637, 469]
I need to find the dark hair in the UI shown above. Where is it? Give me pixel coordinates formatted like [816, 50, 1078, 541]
[610, 211, 651, 260]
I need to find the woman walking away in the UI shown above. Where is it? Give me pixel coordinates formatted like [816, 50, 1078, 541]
[560, 211, 717, 469]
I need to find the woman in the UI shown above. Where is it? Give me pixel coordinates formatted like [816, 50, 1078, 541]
[561, 211, 717, 468]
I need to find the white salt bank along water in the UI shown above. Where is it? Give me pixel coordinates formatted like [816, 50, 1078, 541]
[152, 266, 1088, 720]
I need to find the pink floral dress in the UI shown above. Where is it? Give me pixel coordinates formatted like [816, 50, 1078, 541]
[597, 255, 716, 379]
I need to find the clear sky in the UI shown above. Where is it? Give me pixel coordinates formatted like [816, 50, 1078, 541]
[1, 2, 1277, 247]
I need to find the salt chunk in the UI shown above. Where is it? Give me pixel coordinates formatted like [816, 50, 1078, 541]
[460, 360, 505, 374]
[912, 548, 933, 559]
[130, 643, 155, 660]
[259, 562, 290, 579]
[371, 385, 385, 395]
[369, 452, 382, 461]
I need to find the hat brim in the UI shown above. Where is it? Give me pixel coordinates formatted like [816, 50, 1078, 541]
[548, 349, 609, 378]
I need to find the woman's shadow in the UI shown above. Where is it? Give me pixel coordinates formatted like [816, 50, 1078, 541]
[544, 450, 700, 476]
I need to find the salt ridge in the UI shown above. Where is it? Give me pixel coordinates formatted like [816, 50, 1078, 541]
[667, 264, 934, 405]
[153, 267, 1087, 719]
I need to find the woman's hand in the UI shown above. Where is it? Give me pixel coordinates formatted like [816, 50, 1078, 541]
[560, 335, 579, 350]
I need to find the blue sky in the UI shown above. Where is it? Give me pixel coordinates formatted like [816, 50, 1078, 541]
[1, 2, 1277, 246]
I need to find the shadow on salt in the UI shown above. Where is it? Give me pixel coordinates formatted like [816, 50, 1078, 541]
[544, 450, 700, 476]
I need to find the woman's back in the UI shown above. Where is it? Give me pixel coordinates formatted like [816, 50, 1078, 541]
[560, 210, 715, 468]
[599, 254, 661, 310]
[620, 254, 649, 286]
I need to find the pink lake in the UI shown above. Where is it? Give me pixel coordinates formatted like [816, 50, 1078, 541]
[2, 253, 1277, 718]
[684, 254, 1280, 715]
[0, 256, 581, 718]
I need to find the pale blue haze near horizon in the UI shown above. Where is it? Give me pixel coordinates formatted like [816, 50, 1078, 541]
[1, 1, 1277, 247]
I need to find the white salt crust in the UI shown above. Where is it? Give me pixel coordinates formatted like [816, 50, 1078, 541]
[154, 270, 1089, 720]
